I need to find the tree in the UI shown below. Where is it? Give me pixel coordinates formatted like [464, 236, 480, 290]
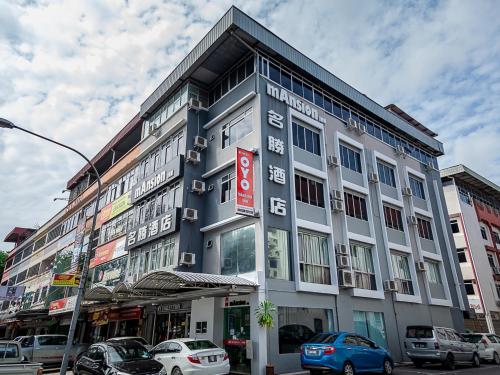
[0, 251, 8, 280]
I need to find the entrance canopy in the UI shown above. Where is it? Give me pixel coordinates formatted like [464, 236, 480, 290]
[85, 271, 257, 302]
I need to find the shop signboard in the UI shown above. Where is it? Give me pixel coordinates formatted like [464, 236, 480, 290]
[48, 295, 77, 315]
[130, 156, 184, 204]
[108, 307, 142, 321]
[89, 236, 126, 269]
[92, 256, 127, 287]
[0, 286, 25, 301]
[90, 309, 109, 326]
[157, 301, 191, 314]
[52, 273, 81, 287]
[125, 208, 180, 251]
[97, 192, 132, 228]
[235, 148, 254, 216]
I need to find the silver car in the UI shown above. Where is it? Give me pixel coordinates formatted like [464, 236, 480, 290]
[19, 334, 88, 366]
[462, 333, 500, 364]
[404, 325, 480, 369]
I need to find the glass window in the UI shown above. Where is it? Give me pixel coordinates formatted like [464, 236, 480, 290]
[377, 162, 396, 187]
[268, 228, 290, 280]
[295, 175, 325, 208]
[303, 83, 313, 102]
[269, 62, 281, 84]
[450, 220, 460, 233]
[409, 176, 426, 200]
[298, 232, 330, 284]
[464, 280, 475, 295]
[340, 144, 362, 173]
[457, 248, 467, 263]
[354, 311, 387, 348]
[426, 261, 442, 284]
[351, 244, 376, 290]
[384, 205, 404, 231]
[487, 253, 496, 268]
[221, 108, 253, 149]
[344, 192, 368, 221]
[281, 70, 291, 90]
[278, 307, 334, 354]
[221, 225, 255, 275]
[480, 226, 488, 240]
[0, 343, 19, 358]
[292, 77, 303, 96]
[391, 253, 414, 295]
[220, 172, 235, 203]
[292, 122, 321, 156]
[417, 218, 434, 240]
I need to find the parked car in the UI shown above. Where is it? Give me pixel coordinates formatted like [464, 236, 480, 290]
[106, 336, 153, 350]
[405, 325, 480, 369]
[462, 333, 500, 364]
[300, 332, 393, 375]
[150, 338, 230, 375]
[18, 334, 88, 366]
[0, 340, 43, 375]
[74, 341, 166, 375]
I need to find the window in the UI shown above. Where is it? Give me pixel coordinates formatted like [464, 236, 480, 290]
[377, 162, 396, 187]
[195, 322, 208, 334]
[38, 336, 67, 346]
[278, 307, 334, 354]
[344, 192, 368, 221]
[295, 175, 325, 208]
[493, 231, 500, 245]
[134, 182, 181, 227]
[351, 244, 376, 290]
[450, 220, 460, 234]
[426, 261, 442, 284]
[391, 253, 414, 295]
[464, 280, 475, 295]
[384, 206, 404, 231]
[457, 248, 467, 263]
[268, 228, 290, 280]
[353, 311, 387, 348]
[487, 253, 496, 268]
[221, 108, 253, 149]
[99, 209, 134, 245]
[161, 237, 176, 268]
[417, 218, 434, 240]
[339, 144, 362, 173]
[409, 176, 425, 200]
[221, 225, 255, 275]
[292, 122, 321, 155]
[496, 284, 500, 299]
[480, 226, 488, 241]
[298, 232, 330, 284]
[0, 343, 19, 359]
[220, 172, 235, 203]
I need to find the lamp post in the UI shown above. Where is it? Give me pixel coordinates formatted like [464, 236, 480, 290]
[0, 118, 102, 375]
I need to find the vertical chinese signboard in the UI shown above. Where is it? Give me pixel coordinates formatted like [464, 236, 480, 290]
[235, 148, 255, 216]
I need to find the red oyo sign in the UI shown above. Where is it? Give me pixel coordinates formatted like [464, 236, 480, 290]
[235, 148, 254, 216]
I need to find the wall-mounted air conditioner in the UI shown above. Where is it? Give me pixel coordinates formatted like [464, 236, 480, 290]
[339, 270, 354, 288]
[402, 187, 413, 196]
[335, 243, 348, 255]
[368, 172, 379, 184]
[331, 189, 343, 201]
[408, 215, 418, 226]
[384, 280, 397, 292]
[336, 255, 350, 269]
[183, 208, 198, 222]
[191, 180, 205, 194]
[180, 252, 196, 266]
[415, 261, 426, 272]
[333, 200, 344, 212]
[327, 155, 339, 167]
[194, 135, 208, 150]
[186, 150, 200, 164]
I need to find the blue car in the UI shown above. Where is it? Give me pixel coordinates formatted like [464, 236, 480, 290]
[301, 332, 393, 375]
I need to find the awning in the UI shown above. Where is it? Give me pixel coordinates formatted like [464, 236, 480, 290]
[85, 285, 114, 301]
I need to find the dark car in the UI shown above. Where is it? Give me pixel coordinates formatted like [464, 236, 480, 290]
[301, 332, 393, 375]
[74, 341, 166, 375]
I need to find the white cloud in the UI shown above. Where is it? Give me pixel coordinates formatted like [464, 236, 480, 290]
[0, 0, 499, 249]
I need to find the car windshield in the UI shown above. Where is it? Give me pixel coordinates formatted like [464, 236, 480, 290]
[463, 334, 482, 343]
[133, 338, 149, 346]
[107, 345, 151, 363]
[307, 333, 339, 343]
[406, 327, 433, 339]
[184, 340, 218, 351]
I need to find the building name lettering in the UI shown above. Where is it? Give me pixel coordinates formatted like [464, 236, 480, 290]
[134, 170, 173, 200]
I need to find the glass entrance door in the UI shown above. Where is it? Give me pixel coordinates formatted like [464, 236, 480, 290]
[224, 306, 251, 374]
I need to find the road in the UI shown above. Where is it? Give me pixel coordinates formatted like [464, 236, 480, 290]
[45, 364, 500, 375]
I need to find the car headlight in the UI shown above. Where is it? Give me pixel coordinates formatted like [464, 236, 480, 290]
[158, 367, 167, 375]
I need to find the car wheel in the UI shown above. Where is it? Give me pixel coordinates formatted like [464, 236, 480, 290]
[172, 367, 183, 375]
[443, 354, 455, 370]
[493, 352, 500, 365]
[412, 360, 423, 368]
[382, 358, 393, 375]
[472, 353, 480, 367]
[343, 361, 355, 375]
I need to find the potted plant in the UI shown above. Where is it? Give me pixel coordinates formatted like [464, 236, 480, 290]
[255, 300, 276, 375]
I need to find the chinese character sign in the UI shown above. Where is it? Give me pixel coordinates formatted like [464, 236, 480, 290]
[236, 148, 255, 216]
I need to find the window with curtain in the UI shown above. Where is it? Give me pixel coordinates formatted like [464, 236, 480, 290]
[268, 228, 290, 280]
[353, 311, 387, 348]
[295, 174, 325, 208]
[417, 218, 434, 240]
[344, 192, 368, 220]
[391, 253, 414, 295]
[350, 244, 376, 290]
[221, 225, 256, 275]
[426, 261, 442, 284]
[298, 232, 330, 285]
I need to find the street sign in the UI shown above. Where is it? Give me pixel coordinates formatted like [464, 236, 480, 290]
[52, 273, 81, 287]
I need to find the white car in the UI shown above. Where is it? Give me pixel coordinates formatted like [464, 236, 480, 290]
[463, 333, 500, 364]
[150, 338, 230, 375]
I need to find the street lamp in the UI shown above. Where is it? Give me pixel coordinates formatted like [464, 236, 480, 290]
[0, 117, 102, 375]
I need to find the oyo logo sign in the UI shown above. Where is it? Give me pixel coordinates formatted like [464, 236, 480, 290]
[235, 148, 254, 216]
[239, 155, 250, 191]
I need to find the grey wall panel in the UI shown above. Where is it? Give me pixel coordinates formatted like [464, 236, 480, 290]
[295, 201, 327, 225]
[380, 184, 398, 200]
[413, 197, 428, 211]
[346, 216, 371, 237]
[387, 228, 407, 246]
[342, 167, 365, 187]
[293, 146, 323, 170]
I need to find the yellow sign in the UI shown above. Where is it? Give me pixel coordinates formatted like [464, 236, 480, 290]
[110, 192, 131, 218]
[52, 273, 81, 287]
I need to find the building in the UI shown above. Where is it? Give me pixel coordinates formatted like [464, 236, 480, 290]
[441, 165, 500, 333]
[1, 7, 468, 374]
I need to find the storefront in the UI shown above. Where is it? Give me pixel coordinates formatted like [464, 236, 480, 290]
[153, 302, 191, 344]
[223, 297, 251, 374]
[89, 306, 143, 341]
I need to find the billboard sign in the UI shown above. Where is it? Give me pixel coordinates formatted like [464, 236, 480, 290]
[0, 286, 25, 301]
[235, 148, 254, 216]
[52, 273, 81, 287]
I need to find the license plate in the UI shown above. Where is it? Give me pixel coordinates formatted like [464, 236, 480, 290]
[208, 355, 217, 362]
[414, 343, 426, 348]
[307, 349, 318, 355]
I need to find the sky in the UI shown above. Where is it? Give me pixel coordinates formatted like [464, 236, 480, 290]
[0, 0, 499, 250]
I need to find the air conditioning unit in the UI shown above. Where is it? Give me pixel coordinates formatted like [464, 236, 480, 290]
[186, 150, 200, 164]
[191, 180, 205, 194]
[339, 270, 354, 288]
[425, 161, 435, 171]
[335, 244, 348, 255]
[194, 135, 208, 150]
[408, 215, 418, 225]
[368, 172, 379, 184]
[188, 98, 207, 111]
[327, 155, 339, 167]
[348, 117, 358, 129]
[180, 252, 196, 266]
[415, 261, 426, 272]
[395, 145, 405, 156]
[336, 255, 350, 268]
[331, 189, 343, 201]
[182, 208, 198, 222]
[333, 200, 344, 212]
[357, 123, 366, 135]
[384, 280, 398, 292]
[402, 187, 413, 196]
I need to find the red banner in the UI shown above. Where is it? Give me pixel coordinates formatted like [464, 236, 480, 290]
[223, 339, 247, 346]
[235, 148, 254, 216]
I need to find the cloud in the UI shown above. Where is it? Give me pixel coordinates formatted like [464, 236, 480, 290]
[1, 0, 499, 249]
